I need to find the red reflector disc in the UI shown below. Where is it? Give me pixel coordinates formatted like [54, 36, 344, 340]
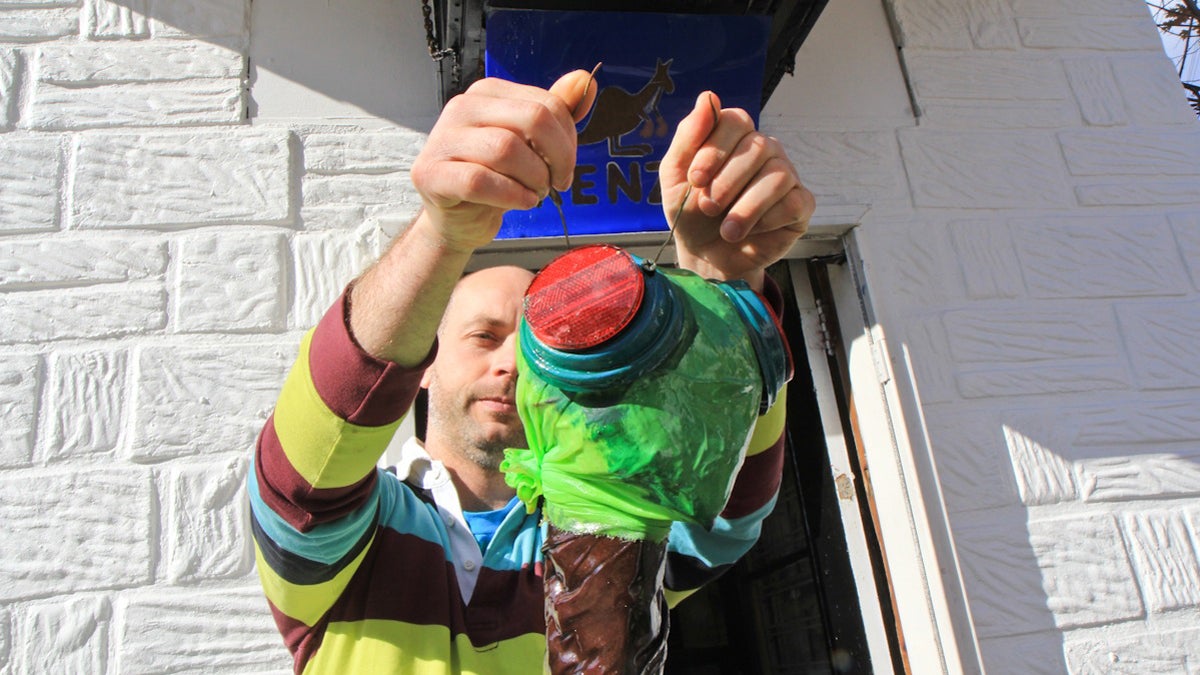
[525, 244, 645, 351]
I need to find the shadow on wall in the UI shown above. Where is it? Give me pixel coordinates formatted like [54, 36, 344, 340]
[104, 0, 443, 128]
[917, 353, 1200, 671]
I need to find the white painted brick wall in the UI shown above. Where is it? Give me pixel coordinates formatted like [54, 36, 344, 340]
[0, 0, 1197, 672]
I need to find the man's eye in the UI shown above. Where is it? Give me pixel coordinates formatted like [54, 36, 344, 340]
[470, 332, 497, 342]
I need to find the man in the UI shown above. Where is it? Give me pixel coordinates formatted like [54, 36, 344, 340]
[249, 70, 814, 673]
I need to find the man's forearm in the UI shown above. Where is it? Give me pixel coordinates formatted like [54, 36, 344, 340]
[349, 211, 475, 366]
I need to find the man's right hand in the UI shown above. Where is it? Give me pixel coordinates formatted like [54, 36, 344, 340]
[409, 70, 597, 253]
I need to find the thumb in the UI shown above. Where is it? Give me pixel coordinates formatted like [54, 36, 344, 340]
[548, 67, 600, 123]
[661, 91, 720, 186]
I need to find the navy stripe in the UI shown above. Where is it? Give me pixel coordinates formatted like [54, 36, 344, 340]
[664, 550, 734, 592]
[251, 508, 376, 585]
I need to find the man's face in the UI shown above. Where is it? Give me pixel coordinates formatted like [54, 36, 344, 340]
[422, 266, 534, 471]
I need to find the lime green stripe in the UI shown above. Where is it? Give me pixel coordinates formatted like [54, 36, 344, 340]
[254, 535, 373, 627]
[747, 387, 787, 456]
[274, 330, 404, 489]
[304, 620, 545, 675]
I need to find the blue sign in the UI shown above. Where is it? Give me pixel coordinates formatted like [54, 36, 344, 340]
[484, 10, 770, 240]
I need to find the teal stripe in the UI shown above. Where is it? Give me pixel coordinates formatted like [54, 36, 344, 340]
[666, 494, 779, 567]
[374, 476, 455, 560]
[248, 454, 381, 565]
[483, 509, 545, 572]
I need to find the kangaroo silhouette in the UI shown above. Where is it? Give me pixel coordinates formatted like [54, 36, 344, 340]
[577, 59, 675, 158]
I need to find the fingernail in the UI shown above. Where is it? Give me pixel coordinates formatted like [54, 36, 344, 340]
[699, 194, 721, 216]
[689, 169, 709, 186]
[720, 220, 743, 241]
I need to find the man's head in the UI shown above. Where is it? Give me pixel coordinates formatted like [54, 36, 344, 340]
[421, 265, 535, 471]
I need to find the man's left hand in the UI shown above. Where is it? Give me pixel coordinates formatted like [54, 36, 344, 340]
[660, 92, 815, 291]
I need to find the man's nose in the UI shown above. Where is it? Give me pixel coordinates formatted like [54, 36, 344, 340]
[492, 336, 518, 376]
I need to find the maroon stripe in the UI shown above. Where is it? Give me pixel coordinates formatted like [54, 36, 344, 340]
[309, 291, 435, 427]
[256, 416, 377, 533]
[329, 527, 546, 646]
[265, 595, 326, 675]
[721, 433, 785, 519]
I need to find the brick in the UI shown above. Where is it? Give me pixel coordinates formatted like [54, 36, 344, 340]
[1112, 55, 1198, 126]
[0, 135, 63, 233]
[0, 49, 17, 129]
[175, 230, 286, 332]
[84, 0, 149, 39]
[776, 130, 909, 208]
[954, 517, 1063, 638]
[0, 610, 8, 671]
[854, 223, 962, 310]
[0, 355, 39, 468]
[44, 350, 127, 462]
[30, 81, 243, 130]
[12, 597, 110, 674]
[1003, 423, 1078, 505]
[292, 231, 373, 329]
[303, 130, 423, 174]
[1077, 180, 1200, 206]
[1078, 454, 1200, 502]
[0, 469, 152, 601]
[118, 585, 286, 672]
[0, 283, 166, 345]
[0, 9, 77, 42]
[966, 0, 1018, 49]
[148, 0, 248, 41]
[942, 305, 1119, 364]
[899, 130, 1070, 208]
[922, 408, 1020, 513]
[164, 458, 253, 583]
[1121, 511, 1200, 613]
[958, 364, 1129, 398]
[906, 52, 1068, 102]
[1071, 399, 1200, 447]
[131, 342, 293, 461]
[893, 315, 959, 405]
[37, 42, 242, 83]
[979, 633, 1069, 675]
[72, 130, 290, 228]
[916, 99, 1076, 129]
[0, 236, 167, 289]
[948, 220, 1025, 300]
[1064, 58, 1127, 126]
[888, 0, 972, 49]
[1117, 300, 1200, 390]
[1066, 629, 1200, 674]
[1012, 217, 1188, 299]
[1171, 211, 1200, 289]
[300, 204, 366, 232]
[1018, 18, 1163, 51]
[1030, 515, 1143, 628]
[1010, 0, 1149, 18]
[1060, 130, 1200, 176]
[302, 172, 418, 209]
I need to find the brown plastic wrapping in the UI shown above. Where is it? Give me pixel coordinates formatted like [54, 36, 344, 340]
[543, 524, 669, 674]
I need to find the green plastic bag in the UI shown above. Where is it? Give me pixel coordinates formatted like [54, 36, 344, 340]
[501, 267, 763, 542]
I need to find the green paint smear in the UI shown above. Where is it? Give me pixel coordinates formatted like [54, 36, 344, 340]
[502, 268, 762, 542]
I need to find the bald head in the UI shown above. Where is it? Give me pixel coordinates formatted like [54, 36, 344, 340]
[441, 265, 535, 333]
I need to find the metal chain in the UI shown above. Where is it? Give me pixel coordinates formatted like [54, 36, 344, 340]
[421, 0, 459, 76]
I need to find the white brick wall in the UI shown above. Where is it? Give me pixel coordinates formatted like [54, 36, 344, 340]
[0, 0, 1197, 672]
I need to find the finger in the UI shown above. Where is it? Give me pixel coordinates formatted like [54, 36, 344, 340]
[417, 159, 542, 213]
[660, 91, 721, 187]
[700, 134, 792, 217]
[432, 126, 555, 199]
[548, 66, 600, 122]
[688, 107, 756, 193]
[450, 81, 579, 190]
[718, 158, 805, 242]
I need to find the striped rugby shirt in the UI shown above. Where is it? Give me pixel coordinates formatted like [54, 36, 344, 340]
[249, 286, 788, 674]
